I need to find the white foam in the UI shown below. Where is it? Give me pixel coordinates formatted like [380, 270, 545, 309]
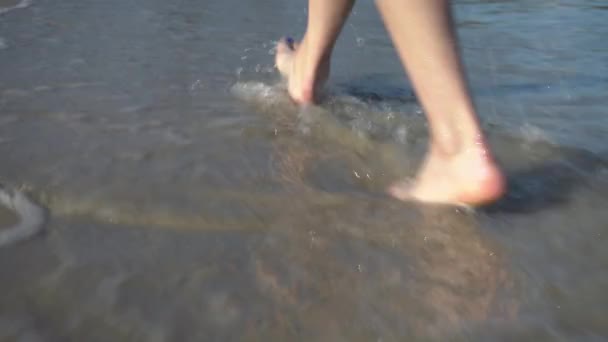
[0, 185, 45, 247]
[0, 0, 32, 15]
[230, 81, 286, 105]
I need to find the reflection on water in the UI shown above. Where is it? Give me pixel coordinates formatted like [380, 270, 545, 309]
[0, 197, 520, 340]
[0, 0, 607, 340]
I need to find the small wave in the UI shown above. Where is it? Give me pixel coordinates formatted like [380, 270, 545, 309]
[230, 81, 288, 105]
[232, 81, 424, 146]
[0, 185, 45, 247]
[0, 0, 32, 15]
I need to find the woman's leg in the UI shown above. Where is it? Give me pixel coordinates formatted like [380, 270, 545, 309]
[375, 0, 505, 205]
[275, 0, 505, 205]
[275, 0, 355, 104]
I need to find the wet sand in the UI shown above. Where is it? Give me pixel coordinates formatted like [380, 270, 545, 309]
[0, 0, 607, 340]
[0, 204, 18, 229]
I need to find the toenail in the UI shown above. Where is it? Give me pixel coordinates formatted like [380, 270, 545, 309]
[286, 37, 294, 46]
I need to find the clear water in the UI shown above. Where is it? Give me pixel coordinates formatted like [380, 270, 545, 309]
[1, 0, 607, 340]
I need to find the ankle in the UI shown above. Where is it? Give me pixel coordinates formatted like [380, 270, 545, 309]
[430, 127, 489, 157]
[289, 41, 331, 104]
[429, 138, 497, 169]
[298, 37, 331, 76]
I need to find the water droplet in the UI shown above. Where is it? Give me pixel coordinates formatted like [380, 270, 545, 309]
[190, 79, 202, 91]
[393, 125, 408, 144]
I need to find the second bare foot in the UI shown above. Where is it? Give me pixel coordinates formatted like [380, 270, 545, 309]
[388, 143, 506, 207]
[275, 37, 330, 105]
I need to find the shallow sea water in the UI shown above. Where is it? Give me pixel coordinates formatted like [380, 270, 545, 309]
[0, 0, 607, 341]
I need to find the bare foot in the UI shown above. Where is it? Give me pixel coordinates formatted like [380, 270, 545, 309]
[388, 142, 506, 206]
[275, 37, 330, 104]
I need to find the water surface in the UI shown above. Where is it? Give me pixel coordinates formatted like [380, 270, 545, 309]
[1, 0, 607, 340]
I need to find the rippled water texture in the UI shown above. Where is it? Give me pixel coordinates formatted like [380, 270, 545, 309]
[1, 0, 607, 340]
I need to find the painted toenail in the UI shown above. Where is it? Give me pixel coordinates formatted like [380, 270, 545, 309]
[286, 37, 294, 46]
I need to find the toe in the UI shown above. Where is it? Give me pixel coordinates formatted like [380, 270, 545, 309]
[277, 37, 296, 53]
[275, 37, 298, 78]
